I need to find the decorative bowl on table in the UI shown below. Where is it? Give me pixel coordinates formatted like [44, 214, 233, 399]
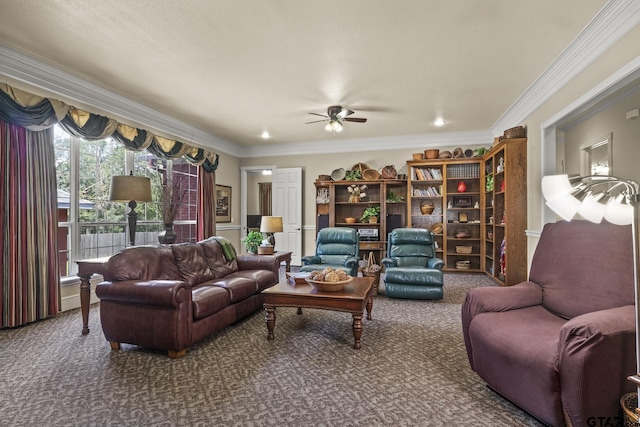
[305, 276, 353, 292]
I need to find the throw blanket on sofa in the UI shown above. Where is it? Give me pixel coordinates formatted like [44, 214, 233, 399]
[213, 237, 237, 261]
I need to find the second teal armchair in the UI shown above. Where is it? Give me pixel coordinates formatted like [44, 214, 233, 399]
[381, 228, 444, 299]
[300, 227, 359, 276]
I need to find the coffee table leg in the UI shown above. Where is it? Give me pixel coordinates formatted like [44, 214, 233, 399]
[366, 296, 373, 320]
[352, 313, 363, 349]
[265, 306, 276, 340]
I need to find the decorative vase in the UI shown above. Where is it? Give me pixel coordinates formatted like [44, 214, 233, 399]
[457, 181, 467, 193]
[158, 223, 177, 244]
[349, 195, 360, 203]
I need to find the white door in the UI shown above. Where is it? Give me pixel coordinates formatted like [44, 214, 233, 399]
[272, 167, 302, 265]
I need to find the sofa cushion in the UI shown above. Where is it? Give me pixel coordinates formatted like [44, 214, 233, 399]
[469, 305, 566, 425]
[106, 246, 182, 282]
[191, 285, 231, 320]
[529, 221, 634, 319]
[171, 243, 214, 286]
[199, 238, 239, 278]
[209, 274, 258, 303]
[232, 270, 278, 292]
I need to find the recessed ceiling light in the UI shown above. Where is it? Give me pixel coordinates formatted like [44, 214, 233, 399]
[261, 131, 270, 139]
[434, 118, 446, 127]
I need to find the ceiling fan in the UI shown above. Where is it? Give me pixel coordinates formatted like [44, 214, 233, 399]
[306, 105, 367, 132]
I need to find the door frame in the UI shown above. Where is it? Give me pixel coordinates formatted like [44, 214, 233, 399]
[240, 165, 276, 252]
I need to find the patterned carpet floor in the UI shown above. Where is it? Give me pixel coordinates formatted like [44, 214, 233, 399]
[0, 273, 545, 426]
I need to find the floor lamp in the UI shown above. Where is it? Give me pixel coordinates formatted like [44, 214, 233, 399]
[109, 172, 153, 246]
[541, 174, 640, 415]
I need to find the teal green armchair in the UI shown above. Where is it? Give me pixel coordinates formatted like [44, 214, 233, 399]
[381, 228, 444, 299]
[300, 227, 359, 276]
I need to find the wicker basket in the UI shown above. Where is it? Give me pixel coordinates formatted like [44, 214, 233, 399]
[621, 393, 638, 427]
[412, 153, 424, 160]
[456, 260, 471, 270]
[456, 246, 472, 254]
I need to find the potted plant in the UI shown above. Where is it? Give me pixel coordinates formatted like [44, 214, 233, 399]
[360, 205, 380, 223]
[242, 230, 263, 254]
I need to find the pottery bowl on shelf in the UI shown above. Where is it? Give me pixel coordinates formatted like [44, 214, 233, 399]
[345, 217, 357, 224]
[424, 149, 440, 159]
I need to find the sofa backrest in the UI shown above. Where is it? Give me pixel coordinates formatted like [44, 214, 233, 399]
[529, 220, 634, 319]
[316, 227, 359, 265]
[387, 228, 436, 267]
[105, 246, 183, 282]
[104, 238, 239, 286]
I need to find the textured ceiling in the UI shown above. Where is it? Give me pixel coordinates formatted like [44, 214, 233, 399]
[0, 1, 607, 148]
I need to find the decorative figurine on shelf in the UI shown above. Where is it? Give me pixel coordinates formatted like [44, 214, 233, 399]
[457, 181, 467, 193]
[447, 200, 452, 209]
[474, 201, 480, 208]
[496, 157, 504, 173]
[316, 188, 330, 204]
[347, 183, 367, 203]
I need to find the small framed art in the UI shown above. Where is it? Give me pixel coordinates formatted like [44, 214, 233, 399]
[215, 184, 232, 223]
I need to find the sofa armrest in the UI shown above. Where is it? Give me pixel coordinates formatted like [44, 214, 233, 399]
[381, 257, 396, 268]
[558, 304, 636, 427]
[237, 254, 279, 273]
[95, 280, 189, 307]
[300, 255, 321, 265]
[427, 258, 444, 270]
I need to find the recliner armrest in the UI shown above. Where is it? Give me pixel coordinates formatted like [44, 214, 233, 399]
[300, 255, 321, 265]
[381, 257, 396, 268]
[95, 280, 190, 307]
[558, 305, 636, 427]
[427, 258, 444, 270]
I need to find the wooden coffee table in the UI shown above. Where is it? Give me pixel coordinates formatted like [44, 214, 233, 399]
[262, 276, 374, 349]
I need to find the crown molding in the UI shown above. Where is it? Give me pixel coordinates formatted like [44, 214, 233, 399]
[241, 130, 492, 158]
[0, 45, 243, 157]
[491, 0, 640, 135]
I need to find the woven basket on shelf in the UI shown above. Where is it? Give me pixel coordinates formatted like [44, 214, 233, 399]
[456, 246, 472, 254]
[456, 260, 471, 270]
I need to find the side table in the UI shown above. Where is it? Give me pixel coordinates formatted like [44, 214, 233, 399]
[76, 256, 110, 335]
[240, 251, 292, 273]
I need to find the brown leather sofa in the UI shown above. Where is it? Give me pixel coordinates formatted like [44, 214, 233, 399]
[95, 237, 279, 358]
[462, 221, 636, 427]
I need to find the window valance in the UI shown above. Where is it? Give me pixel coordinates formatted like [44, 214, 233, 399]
[0, 83, 218, 171]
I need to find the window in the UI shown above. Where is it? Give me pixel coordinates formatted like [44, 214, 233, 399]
[54, 125, 198, 278]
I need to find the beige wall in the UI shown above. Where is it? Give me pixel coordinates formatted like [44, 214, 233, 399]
[517, 24, 640, 261]
[563, 90, 640, 181]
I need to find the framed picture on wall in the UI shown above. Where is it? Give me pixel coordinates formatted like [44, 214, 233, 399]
[215, 184, 232, 223]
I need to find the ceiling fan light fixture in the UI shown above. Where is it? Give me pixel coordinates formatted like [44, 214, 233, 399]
[326, 120, 343, 132]
[434, 118, 446, 126]
[261, 130, 270, 139]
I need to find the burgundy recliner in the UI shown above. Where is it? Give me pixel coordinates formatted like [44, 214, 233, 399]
[462, 220, 636, 427]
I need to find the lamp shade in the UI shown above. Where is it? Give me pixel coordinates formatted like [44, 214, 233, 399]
[260, 216, 283, 233]
[109, 175, 153, 202]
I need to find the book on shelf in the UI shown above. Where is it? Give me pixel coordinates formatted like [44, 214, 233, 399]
[411, 185, 442, 197]
[413, 167, 442, 181]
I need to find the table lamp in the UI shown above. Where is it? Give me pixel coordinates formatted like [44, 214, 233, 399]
[260, 216, 283, 248]
[109, 172, 153, 246]
[542, 174, 640, 413]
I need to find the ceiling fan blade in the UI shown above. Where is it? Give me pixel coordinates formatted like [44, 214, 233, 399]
[338, 108, 355, 118]
[308, 112, 329, 119]
[344, 117, 367, 123]
[305, 119, 329, 124]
